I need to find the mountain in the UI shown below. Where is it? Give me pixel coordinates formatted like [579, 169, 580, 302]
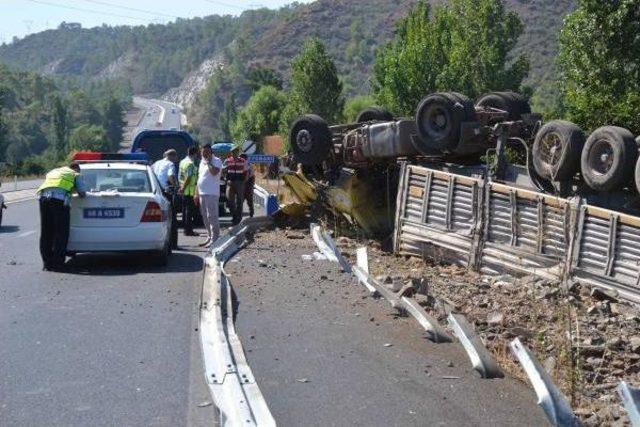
[0, 0, 575, 103]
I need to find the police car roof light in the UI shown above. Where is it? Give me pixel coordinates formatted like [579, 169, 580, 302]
[72, 152, 150, 163]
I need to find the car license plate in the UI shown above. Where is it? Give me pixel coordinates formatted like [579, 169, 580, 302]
[83, 208, 124, 219]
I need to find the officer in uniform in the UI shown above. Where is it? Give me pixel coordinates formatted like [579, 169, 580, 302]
[179, 146, 199, 236]
[37, 162, 86, 271]
[224, 146, 247, 225]
[152, 149, 179, 249]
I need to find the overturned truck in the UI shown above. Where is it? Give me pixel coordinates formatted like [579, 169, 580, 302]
[287, 91, 640, 302]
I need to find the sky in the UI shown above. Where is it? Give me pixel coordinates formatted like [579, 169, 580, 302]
[0, 0, 312, 44]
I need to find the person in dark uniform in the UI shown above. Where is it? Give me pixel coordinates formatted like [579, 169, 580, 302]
[37, 162, 86, 271]
[239, 154, 255, 218]
[224, 146, 247, 225]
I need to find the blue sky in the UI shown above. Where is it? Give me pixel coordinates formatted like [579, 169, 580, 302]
[1, 0, 312, 44]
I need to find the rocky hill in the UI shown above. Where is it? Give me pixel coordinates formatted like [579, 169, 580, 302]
[0, 0, 575, 104]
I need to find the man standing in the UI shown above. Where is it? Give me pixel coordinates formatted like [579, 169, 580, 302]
[194, 143, 222, 247]
[152, 149, 178, 248]
[224, 146, 247, 225]
[178, 146, 199, 236]
[38, 162, 86, 271]
[239, 154, 255, 218]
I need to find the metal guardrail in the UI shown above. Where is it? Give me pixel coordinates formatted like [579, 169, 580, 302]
[310, 223, 351, 272]
[394, 163, 640, 303]
[510, 338, 582, 426]
[201, 217, 276, 426]
[448, 313, 503, 378]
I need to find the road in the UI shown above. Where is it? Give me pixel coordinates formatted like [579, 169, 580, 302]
[132, 97, 183, 136]
[0, 200, 217, 426]
[0, 178, 42, 193]
[226, 230, 546, 426]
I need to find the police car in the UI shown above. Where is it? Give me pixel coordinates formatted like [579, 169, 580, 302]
[66, 152, 173, 265]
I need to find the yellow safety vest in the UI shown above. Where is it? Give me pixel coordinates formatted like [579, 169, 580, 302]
[179, 157, 197, 196]
[38, 167, 78, 193]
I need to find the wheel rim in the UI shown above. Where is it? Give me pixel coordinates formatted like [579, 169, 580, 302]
[539, 131, 563, 168]
[420, 104, 451, 141]
[588, 139, 614, 176]
[296, 129, 314, 153]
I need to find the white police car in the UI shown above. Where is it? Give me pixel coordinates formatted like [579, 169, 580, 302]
[66, 152, 173, 265]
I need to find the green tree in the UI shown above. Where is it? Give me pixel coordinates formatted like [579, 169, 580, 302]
[232, 85, 286, 143]
[558, 0, 640, 134]
[343, 95, 377, 123]
[281, 38, 344, 132]
[247, 67, 283, 91]
[373, 0, 529, 116]
[103, 97, 125, 151]
[68, 124, 109, 152]
[50, 95, 68, 156]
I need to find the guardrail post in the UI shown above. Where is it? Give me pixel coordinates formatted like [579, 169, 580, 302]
[14, 175, 18, 191]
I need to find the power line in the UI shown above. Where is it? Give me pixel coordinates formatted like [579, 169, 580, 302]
[202, 0, 247, 11]
[24, 0, 159, 23]
[78, 0, 182, 20]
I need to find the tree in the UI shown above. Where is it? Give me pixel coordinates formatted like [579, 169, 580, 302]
[558, 0, 640, 134]
[102, 97, 125, 151]
[68, 125, 109, 152]
[373, 0, 529, 116]
[247, 67, 283, 91]
[281, 38, 344, 132]
[232, 85, 286, 143]
[50, 95, 68, 156]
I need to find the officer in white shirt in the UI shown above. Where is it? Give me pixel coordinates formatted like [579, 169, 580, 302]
[194, 143, 223, 247]
[152, 149, 179, 248]
[152, 149, 178, 190]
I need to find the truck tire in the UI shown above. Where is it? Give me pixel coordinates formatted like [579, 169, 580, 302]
[415, 92, 474, 153]
[476, 91, 531, 120]
[532, 120, 585, 181]
[290, 114, 332, 165]
[581, 126, 637, 192]
[356, 107, 393, 123]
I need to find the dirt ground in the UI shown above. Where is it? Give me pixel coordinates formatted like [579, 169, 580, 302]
[331, 232, 638, 426]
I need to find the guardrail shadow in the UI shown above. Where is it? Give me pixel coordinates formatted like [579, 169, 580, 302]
[63, 252, 203, 276]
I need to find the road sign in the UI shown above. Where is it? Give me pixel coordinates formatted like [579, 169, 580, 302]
[242, 140, 257, 155]
[248, 155, 277, 164]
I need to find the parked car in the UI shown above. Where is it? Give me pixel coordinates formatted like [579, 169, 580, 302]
[67, 152, 172, 265]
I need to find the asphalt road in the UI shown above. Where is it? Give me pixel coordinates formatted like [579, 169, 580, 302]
[0, 178, 42, 193]
[226, 230, 547, 426]
[0, 200, 217, 426]
[133, 97, 182, 136]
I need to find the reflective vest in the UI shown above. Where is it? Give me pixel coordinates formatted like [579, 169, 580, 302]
[38, 166, 78, 193]
[225, 156, 246, 181]
[178, 157, 197, 196]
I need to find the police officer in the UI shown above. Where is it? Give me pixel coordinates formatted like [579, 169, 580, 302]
[152, 149, 178, 249]
[224, 146, 247, 225]
[179, 146, 199, 236]
[38, 162, 86, 271]
[239, 153, 255, 218]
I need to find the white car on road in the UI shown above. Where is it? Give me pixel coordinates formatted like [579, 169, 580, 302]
[67, 153, 172, 265]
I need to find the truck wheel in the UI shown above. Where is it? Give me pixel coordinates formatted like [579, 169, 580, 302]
[356, 107, 393, 123]
[415, 92, 474, 152]
[532, 120, 585, 181]
[581, 126, 637, 192]
[290, 114, 332, 165]
[476, 91, 531, 120]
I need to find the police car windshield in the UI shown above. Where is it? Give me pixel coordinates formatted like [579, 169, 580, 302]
[81, 169, 152, 193]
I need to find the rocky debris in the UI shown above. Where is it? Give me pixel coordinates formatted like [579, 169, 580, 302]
[334, 239, 640, 425]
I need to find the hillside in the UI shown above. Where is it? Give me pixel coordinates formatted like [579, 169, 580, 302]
[0, 0, 575, 102]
